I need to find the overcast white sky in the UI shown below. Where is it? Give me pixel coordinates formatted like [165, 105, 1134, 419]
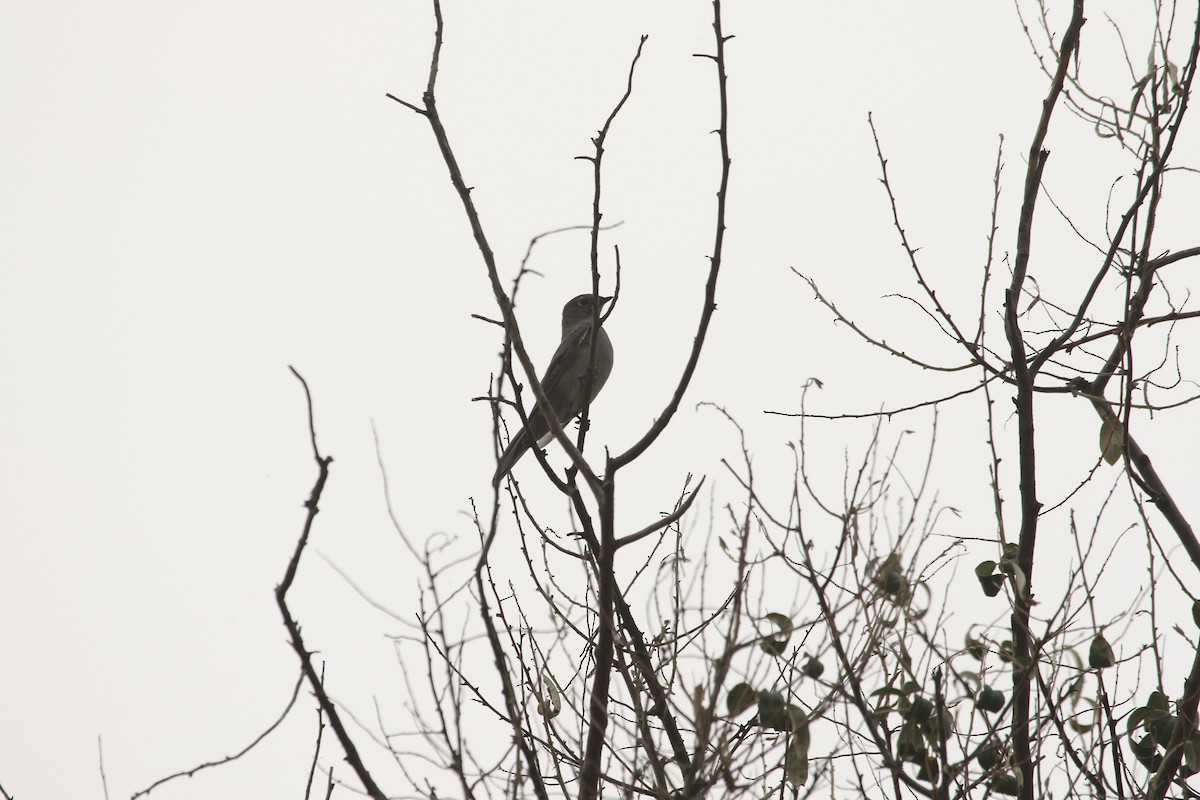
[3, 2, 1198, 798]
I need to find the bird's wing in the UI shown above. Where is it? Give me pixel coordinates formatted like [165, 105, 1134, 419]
[537, 322, 594, 416]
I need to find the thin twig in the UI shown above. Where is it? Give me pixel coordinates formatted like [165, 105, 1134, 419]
[616, 476, 705, 548]
[130, 671, 306, 800]
[98, 736, 110, 800]
[304, 663, 328, 800]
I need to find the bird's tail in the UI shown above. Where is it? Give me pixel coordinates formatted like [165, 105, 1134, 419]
[493, 426, 532, 485]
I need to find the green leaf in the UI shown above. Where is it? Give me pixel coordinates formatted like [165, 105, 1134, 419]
[870, 686, 908, 701]
[760, 613, 794, 656]
[882, 570, 905, 594]
[991, 773, 1020, 796]
[906, 579, 932, 620]
[758, 691, 790, 731]
[802, 656, 825, 679]
[1127, 696, 1169, 737]
[977, 686, 1005, 713]
[1099, 417, 1124, 465]
[896, 716, 925, 762]
[1182, 734, 1200, 777]
[965, 633, 986, 660]
[976, 740, 1002, 769]
[1150, 712, 1176, 744]
[1131, 734, 1163, 771]
[1067, 694, 1099, 733]
[997, 544, 1021, 580]
[909, 695, 934, 722]
[1089, 634, 1116, 669]
[535, 670, 562, 719]
[726, 682, 757, 717]
[975, 560, 1005, 597]
[784, 706, 810, 785]
[936, 707, 954, 741]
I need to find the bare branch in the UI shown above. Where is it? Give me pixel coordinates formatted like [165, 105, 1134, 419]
[276, 367, 386, 800]
[1004, 5, 1086, 798]
[611, 0, 733, 472]
[615, 475, 705, 548]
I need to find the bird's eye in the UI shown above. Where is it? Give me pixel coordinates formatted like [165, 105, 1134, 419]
[578, 298, 589, 307]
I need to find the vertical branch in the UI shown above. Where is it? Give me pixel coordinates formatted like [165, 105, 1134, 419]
[577, 5, 732, 797]
[576, 36, 648, 473]
[975, 135, 1005, 348]
[1003, 4, 1085, 799]
[587, 36, 648, 289]
[577, 479, 616, 800]
[573, 42, 648, 799]
[277, 368, 387, 800]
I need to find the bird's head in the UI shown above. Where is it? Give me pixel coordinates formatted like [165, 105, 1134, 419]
[561, 293, 612, 329]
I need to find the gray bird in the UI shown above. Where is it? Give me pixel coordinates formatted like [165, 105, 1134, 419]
[494, 294, 614, 484]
